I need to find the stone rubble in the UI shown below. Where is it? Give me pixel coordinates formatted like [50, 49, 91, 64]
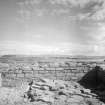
[24, 78, 105, 105]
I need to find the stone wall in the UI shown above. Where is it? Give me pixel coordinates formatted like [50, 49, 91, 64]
[0, 55, 105, 87]
[0, 63, 92, 87]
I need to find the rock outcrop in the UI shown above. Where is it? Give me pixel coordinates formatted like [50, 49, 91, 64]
[24, 78, 104, 105]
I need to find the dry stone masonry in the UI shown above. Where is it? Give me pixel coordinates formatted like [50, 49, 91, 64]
[1, 63, 90, 87]
[0, 56, 105, 87]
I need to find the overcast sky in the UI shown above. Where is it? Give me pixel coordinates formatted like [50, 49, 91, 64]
[0, 0, 105, 56]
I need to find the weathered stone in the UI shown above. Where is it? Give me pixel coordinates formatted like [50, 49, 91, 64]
[55, 68, 64, 71]
[17, 73, 24, 78]
[67, 95, 84, 103]
[0, 73, 2, 87]
[5, 73, 17, 78]
[23, 70, 33, 73]
[71, 76, 78, 80]
[25, 73, 33, 78]
[71, 70, 80, 73]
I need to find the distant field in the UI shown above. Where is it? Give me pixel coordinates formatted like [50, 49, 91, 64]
[0, 55, 105, 63]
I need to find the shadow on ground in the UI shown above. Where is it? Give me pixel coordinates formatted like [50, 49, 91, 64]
[78, 66, 105, 103]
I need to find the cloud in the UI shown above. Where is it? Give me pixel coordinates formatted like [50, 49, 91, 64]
[17, 0, 105, 21]
[57, 42, 97, 56]
[84, 23, 105, 55]
[90, 8, 105, 21]
[0, 41, 97, 55]
[76, 0, 105, 21]
[15, 0, 105, 56]
[52, 0, 105, 21]
[0, 41, 74, 55]
[49, 0, 90, 7]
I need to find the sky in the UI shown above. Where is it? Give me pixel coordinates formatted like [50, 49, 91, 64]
[0, 0, 105, 56]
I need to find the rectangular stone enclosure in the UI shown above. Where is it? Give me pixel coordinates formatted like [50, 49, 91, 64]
[0, 65, 90, 87]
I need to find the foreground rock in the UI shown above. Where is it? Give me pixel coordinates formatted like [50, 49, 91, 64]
[24, 78, 104, 105]
[79, 66, 105, 103]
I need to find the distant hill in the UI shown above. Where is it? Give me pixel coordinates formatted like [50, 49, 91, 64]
[0, 54, 105, 64]
[1, 54, 105, 59]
